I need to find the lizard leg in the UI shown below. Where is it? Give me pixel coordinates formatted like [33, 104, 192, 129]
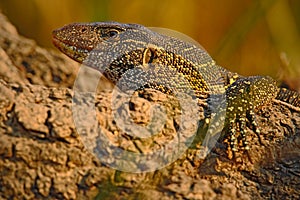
[225, 76, 278, 156]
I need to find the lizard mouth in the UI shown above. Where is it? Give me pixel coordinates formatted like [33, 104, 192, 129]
[52, 32, 90, 63]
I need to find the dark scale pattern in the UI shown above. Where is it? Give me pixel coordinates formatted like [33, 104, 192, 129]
[52, 22, 300, 158]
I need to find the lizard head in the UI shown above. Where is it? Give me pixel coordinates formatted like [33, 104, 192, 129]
[52, 22, 144, 63]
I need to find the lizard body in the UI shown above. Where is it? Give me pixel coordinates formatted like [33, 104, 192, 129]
[52, 22, 300, 156]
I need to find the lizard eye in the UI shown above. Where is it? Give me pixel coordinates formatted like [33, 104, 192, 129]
[108, 30, 119, 38]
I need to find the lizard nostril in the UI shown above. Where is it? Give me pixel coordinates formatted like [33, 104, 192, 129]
[81, 28, 87, 33]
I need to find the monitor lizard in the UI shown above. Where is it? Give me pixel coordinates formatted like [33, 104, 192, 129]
[52, 22, 300, 158]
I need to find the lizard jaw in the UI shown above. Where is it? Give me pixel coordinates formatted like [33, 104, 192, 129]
[52, 34, 89, 63]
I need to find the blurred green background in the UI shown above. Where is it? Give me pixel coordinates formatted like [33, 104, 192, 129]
[0, 0, 299, 88]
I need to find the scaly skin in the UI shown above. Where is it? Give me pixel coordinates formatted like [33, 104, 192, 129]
[52, 22, 300, 157]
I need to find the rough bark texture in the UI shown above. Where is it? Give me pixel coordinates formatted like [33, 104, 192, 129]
[0, 13, 299, 200]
